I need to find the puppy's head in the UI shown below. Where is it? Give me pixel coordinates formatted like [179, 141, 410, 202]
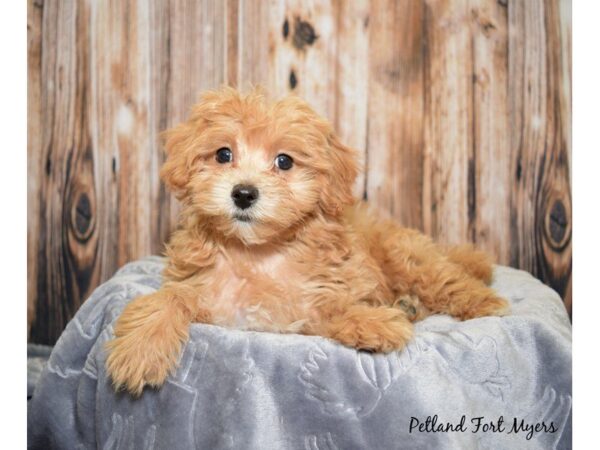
[160, 87, 358, 245]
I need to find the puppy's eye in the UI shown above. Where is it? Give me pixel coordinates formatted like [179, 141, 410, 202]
[275, 154, 294, 170]
[216, 147, 233, 164]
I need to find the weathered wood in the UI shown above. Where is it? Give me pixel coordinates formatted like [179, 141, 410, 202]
[29, 0, 102, 344]
[330, 0, 370, 197]
[539, 0, 571, 311]
[147, 0, 173, 253]
[235, 0, 270, 88]
[559, 0, 571, 315]
[27, 0, 43, 336]
[90, 0, 154, 274]
[367, 0, 425, 226]
[226, 0, 240, 87]
[423, 0, 473, 244]
[470, 0, 510, 264]
[28, 0, 572, 343]
[268, 0, 338, 118]
[507, 0, 571, 312]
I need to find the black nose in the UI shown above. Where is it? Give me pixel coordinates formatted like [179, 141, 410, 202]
[231, 184, 259, 210]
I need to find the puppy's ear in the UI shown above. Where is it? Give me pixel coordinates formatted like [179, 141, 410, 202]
[159, 122, 199, 199]
[319, 133, 359, 216]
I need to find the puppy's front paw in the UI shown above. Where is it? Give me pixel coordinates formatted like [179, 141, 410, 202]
[329, 305, 414, 353]
[106, 328, 182, 396]
[105, 296, 187, 396]
[461, 294, 510, 320]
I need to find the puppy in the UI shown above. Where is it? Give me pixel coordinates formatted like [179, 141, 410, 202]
[106, 87, 508, 395]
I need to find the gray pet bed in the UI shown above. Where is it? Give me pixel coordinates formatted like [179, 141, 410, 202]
[28, 257, 571, 449]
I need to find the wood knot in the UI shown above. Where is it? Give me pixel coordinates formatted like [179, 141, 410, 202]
[471, 9, 497, 36]
[289, 69, 298, 90]
[293, 17, 318, 51]
[473, 68, 490, 88]
[544, 198, 571, 251]
[282, 17, 290, 39]
[71, 192, 95, 242]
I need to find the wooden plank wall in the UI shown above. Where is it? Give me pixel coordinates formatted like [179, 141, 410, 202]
[28, 0, 572, 344]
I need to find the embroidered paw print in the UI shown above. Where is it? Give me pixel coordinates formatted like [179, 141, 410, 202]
[299, 341, 425, 418]
[434, 332, 509, 399]
[104, 414, 157, 450]
[299, 347, 365, 417]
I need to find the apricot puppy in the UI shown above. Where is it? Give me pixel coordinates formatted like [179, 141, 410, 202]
[106, 87, 508, 395]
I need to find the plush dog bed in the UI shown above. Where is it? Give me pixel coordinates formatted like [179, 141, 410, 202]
[28, 256, 571, 449]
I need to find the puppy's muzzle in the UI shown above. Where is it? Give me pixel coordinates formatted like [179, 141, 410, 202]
[231, 184, 259, 210]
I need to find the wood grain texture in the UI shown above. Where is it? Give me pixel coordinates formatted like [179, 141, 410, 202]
[558, 0, 571, 315]
[27, 0, 44, 336]
[330, 0, 370, 197]
[235, 0, 270, 88]
[29, 0, 101, 344]
[28, 0, 572, 343]
[268, 0, 338, 117]
[367, 0, 425, 227]
[507, 0, 571, 312]
[423, 0, 474, 245]
[470, 0, 511, 263]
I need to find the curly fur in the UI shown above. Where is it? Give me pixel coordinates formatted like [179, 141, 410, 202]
[106, 87, 508, 396]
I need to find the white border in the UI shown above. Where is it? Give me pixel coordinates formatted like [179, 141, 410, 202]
[0, 0, 27, 447]
[573, 0, 600, 447]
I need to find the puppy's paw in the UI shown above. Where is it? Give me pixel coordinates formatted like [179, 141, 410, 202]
[105, 329, 182, 396]
[329, 306, 414, 353]
[461, 294, 510, 320]
[105, 335, 182, 396]
[105, 299, 187, 396]
[395, 294, 430, 322]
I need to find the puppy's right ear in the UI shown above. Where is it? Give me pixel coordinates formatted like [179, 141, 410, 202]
[159, 122, 198, 198]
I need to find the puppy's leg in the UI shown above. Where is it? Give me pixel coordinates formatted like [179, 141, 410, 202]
[105, 282, 211, 396]
[410, 262, 508, 320]
[375, 227, 508, 320]
[311, 304, 413, 352]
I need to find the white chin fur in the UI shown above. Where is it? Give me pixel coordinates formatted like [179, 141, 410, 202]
[230, 221, 268, 246]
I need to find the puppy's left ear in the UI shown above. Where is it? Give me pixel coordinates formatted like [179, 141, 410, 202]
[319, 133, 359, 216]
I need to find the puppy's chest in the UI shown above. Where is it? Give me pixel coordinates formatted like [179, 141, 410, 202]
[205, 251, 304, 324]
